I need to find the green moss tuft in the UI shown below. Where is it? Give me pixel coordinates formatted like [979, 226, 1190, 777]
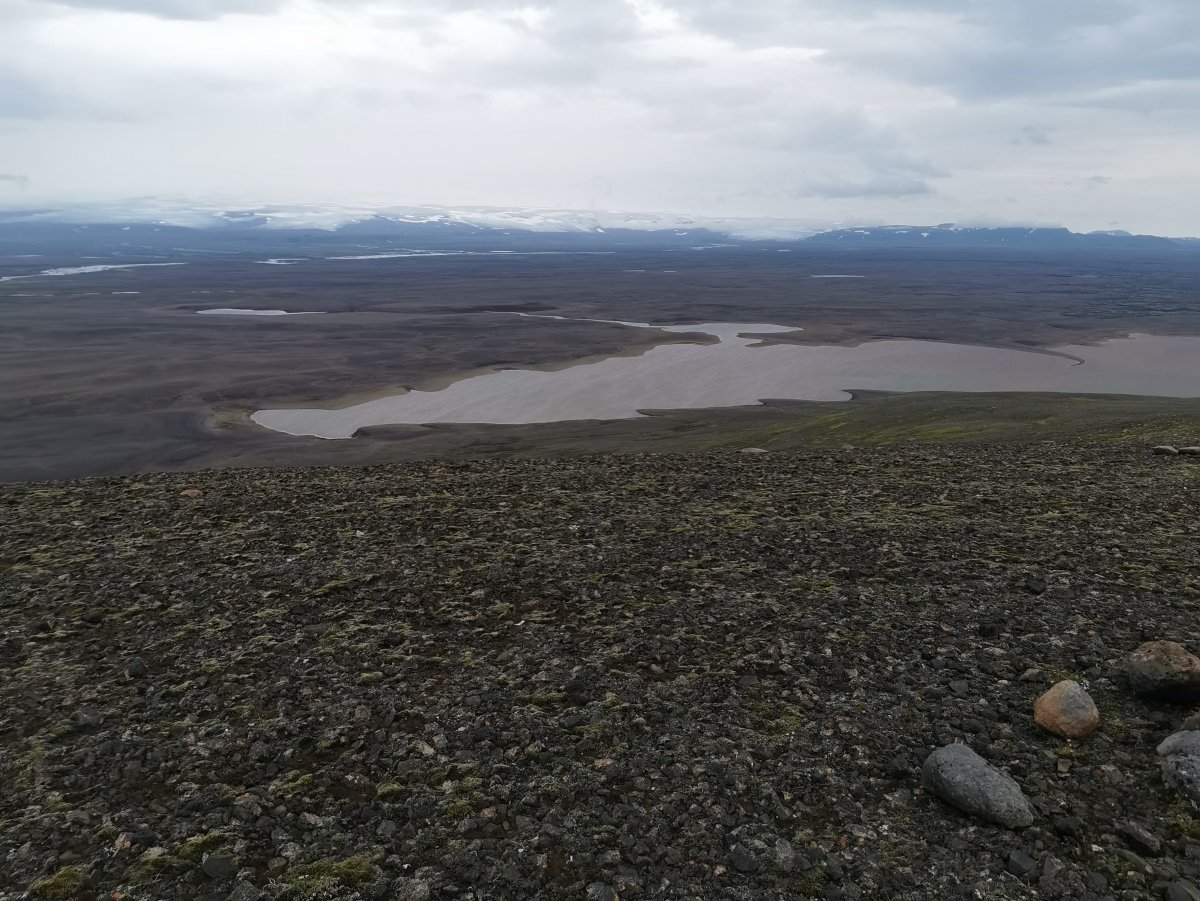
[282, 854, 378, 899]
[443, 798, 475, 821]
[177, 830, 233, 862]
[128, 852, 189, 884]
[272, 772, 315, 796]
[28, 866, 85, 899]
[376, 781, 408, 801]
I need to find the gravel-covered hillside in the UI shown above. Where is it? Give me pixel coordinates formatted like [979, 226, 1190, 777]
[3, 446, 1200, 900]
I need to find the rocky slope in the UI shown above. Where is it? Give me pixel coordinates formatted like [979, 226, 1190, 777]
[2, 445, 1200, 900]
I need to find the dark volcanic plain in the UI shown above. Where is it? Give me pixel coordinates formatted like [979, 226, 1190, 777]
[4, 245, 1200, 481]
[3, 446, 1200, 900]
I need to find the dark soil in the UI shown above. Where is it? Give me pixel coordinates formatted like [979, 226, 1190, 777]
[3, 445, 1200, 900]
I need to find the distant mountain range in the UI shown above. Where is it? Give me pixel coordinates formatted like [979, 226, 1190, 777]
[806, 225, 1182, 250]
[0, 200, 1191, 256]
[0, 199, 829, 240]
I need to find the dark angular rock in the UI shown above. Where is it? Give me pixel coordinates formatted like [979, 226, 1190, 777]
[227, 882, 261, 901]
[1006, 849, 1037, 878]
[1023, 577, 1047, 595]
[1086, 870, 1108, 892]
[888, 754, 911, 777]
[201, 854, 238, 879]
[1119, 822, 1163, 857]
[1113, 848, 1153, 876]
[1037, 855, 1068, 894]
[391, 878, 433, 901]
[1054, 815, 1083, 837]
[729, 843, 759, 873]
[563, 676, 590, 703]
[772, 838, 796, 872]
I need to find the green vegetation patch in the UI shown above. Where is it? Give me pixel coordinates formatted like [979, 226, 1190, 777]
[280, 853, 379, 899]
[128, 851, 190, 884]
[177, 830, 233, 862]
[27, 866, 85, 899]
[271, 771, 316, 796]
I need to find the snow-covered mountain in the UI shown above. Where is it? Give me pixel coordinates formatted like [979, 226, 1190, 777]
[0, 199, 831, 241]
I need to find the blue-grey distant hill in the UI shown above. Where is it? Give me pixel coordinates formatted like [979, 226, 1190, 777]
[0, 204, 1191, 258]
[805, 225, 1180, 250]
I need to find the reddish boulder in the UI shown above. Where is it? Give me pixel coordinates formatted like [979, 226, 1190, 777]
[1034, 680, 1100, 739]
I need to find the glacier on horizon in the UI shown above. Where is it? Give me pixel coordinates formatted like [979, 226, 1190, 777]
[0, 198, 835, 241]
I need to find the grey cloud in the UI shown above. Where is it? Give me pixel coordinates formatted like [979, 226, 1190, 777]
[41, 0, 283, 19]
[528, 0, 641, 45]
[0, 71, 69, 120]
[666, 0, 955, 40]
[353, 0, 649, 91]
[24, 0, 1193, 107]
[0, 173, 30, 188]
[668, 0, 1144, 43]
[635, 89, 946, 182]
[656, 0, 1199, 106]
[35, 0, 630, 25]
[965, 0, 1140, 38]
[1, 0, 1196, 234]
[828, 1, 1200, 103]
[0, 65, 233, 122]
[1015, 125, 1054, 145]
[481, 0, 644, 84]
[859, 150, 947, 179]
[796, 174, 936, 199]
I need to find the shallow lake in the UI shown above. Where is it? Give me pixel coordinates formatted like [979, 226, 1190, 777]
[251, 317, 1200, 439]
[197, 308, 324, 316]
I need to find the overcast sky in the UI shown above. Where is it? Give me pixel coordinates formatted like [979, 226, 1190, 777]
[1, 0, 1197, 233]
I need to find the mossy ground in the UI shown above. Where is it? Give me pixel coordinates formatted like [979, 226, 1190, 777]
[2, 445, 1200, 900]
[26, 866, 83, 900]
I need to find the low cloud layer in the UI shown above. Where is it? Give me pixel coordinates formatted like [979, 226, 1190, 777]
[0, 0, 1196, 233]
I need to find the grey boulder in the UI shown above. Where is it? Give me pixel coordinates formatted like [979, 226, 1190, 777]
[1166, 880, 1200, 901]
[1158, 731, 1200, 807]
[200, 854, 237, 879]
[922, 743, 1034, 828]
